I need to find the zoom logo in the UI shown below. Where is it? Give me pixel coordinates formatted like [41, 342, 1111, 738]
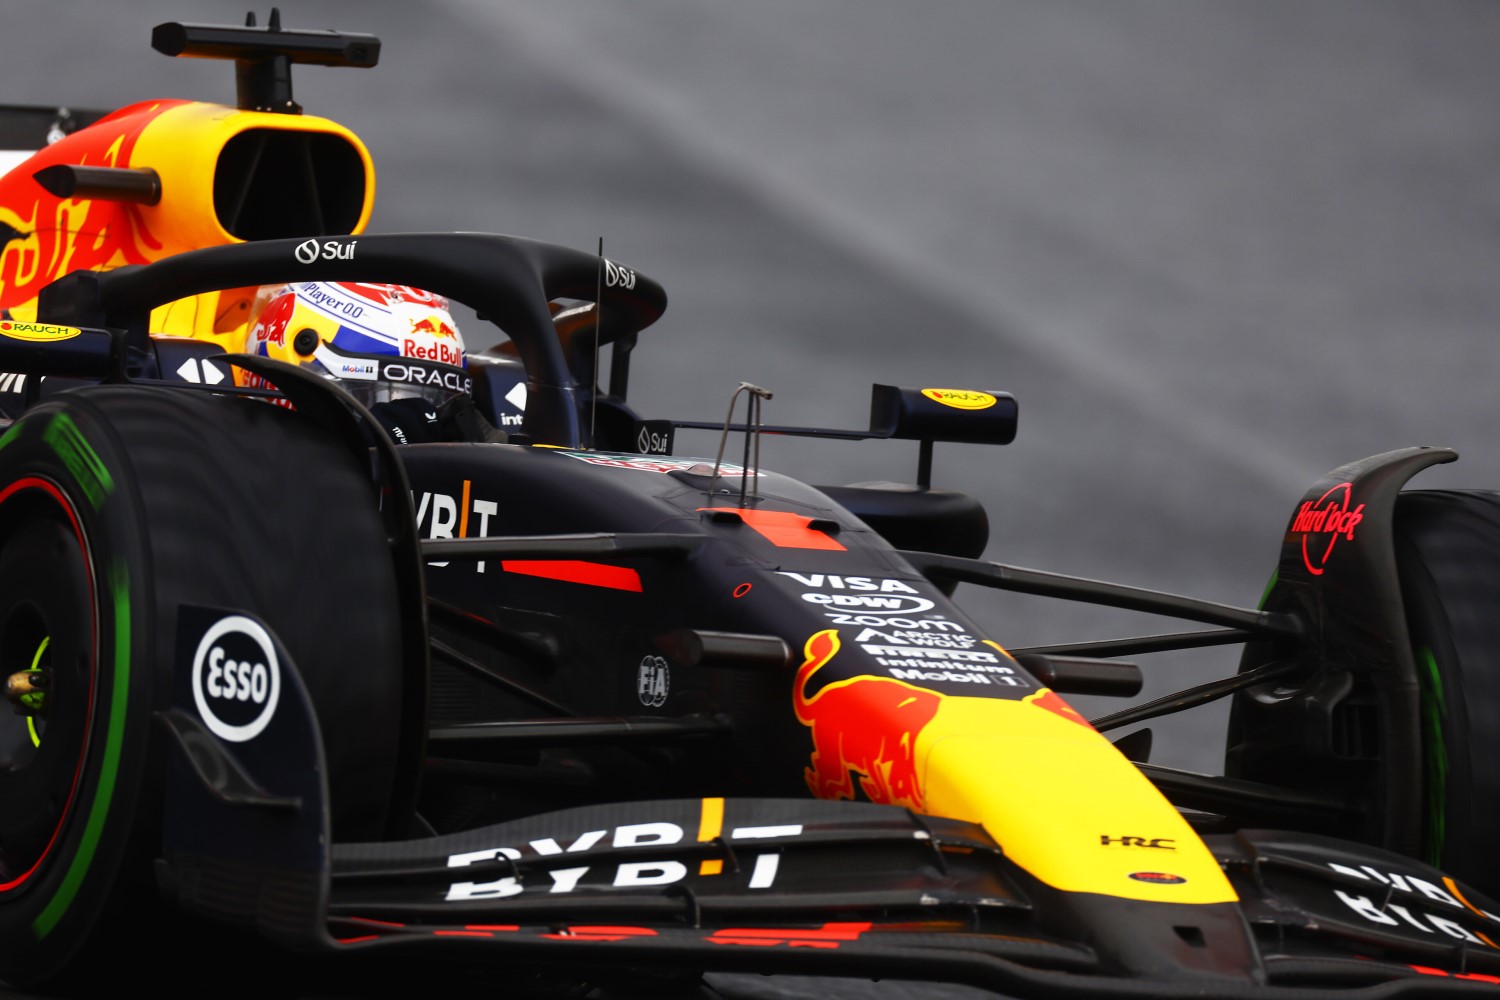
[191, 615, 281, 742]
[294, 238, 357, 264]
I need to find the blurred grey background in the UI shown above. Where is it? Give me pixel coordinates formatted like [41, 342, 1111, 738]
[0, 3, 1497, 994]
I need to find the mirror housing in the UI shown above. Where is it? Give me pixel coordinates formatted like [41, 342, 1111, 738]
[869, 384, 1017, 445]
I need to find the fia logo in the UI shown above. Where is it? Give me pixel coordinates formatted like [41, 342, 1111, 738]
[637, 655, 669, 707]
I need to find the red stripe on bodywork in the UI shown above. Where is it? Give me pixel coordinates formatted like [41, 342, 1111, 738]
[501, 560, 643, 592]
[709, 921, 872, 948]
[698, 507, 846, 550]
[1409, 965, 1500, 984]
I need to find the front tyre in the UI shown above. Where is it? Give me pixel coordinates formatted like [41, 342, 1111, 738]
[0, 388, 405, 987]
[0, 415, 154, 987]
[1394, 489, 1500, 898]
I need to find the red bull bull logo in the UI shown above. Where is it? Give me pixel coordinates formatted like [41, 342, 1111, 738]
[403, 307, 462, 366]
[253, 292, 295, 349]
[0, 100, 180, 312]
[409, 314, 457, 340]
[793, 629, 942, 811]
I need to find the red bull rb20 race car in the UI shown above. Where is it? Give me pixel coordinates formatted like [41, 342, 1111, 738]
[2, 14, 1500, 999]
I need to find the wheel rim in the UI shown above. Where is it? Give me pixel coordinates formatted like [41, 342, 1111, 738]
[4, 633, 51, 753]
[21, 635, 50, 749]
[0, 479, 97, 892]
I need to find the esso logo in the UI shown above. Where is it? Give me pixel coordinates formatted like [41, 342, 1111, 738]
[191, 615, 281, 742]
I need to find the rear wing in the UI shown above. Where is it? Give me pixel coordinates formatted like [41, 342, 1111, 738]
[633, 383, 1017, 487]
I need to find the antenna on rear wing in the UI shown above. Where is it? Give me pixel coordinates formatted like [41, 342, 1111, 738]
[591, 237, 604, 449]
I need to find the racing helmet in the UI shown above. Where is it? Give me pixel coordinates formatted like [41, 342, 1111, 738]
[242, 281, 472, 410]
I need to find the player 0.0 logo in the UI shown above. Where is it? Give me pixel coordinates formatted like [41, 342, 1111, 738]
[191, 615, 281, 742]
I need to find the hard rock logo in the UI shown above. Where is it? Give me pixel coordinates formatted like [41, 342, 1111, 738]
[1290, 482, 1365, 576]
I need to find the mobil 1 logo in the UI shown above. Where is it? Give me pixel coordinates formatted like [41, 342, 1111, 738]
[188, 612, 282, 743]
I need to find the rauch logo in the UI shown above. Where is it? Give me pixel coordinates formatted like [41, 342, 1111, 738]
[1290, 482, 1365, 576]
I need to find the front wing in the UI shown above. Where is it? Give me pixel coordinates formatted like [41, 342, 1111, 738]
[153, 610, 1500, 999]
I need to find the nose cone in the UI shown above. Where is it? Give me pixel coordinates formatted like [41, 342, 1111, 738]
[916, 692, 1238, 905]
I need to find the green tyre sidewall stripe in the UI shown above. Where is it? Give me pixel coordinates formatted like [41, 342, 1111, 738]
[31, 561, 128, 941]
[1415, 646, 1448, 868]
[0, 397, 154, 988]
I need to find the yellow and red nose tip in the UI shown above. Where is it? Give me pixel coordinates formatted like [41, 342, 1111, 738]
[792, 630, 1236, 905]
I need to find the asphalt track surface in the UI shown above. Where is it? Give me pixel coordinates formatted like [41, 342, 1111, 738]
[2, 2, 1499, 997]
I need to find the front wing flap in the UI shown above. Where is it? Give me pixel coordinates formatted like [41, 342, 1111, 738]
[1216, 830, 1500, 991]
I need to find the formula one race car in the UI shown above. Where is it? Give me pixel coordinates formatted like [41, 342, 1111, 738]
[2, 15, 1499, 1000]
